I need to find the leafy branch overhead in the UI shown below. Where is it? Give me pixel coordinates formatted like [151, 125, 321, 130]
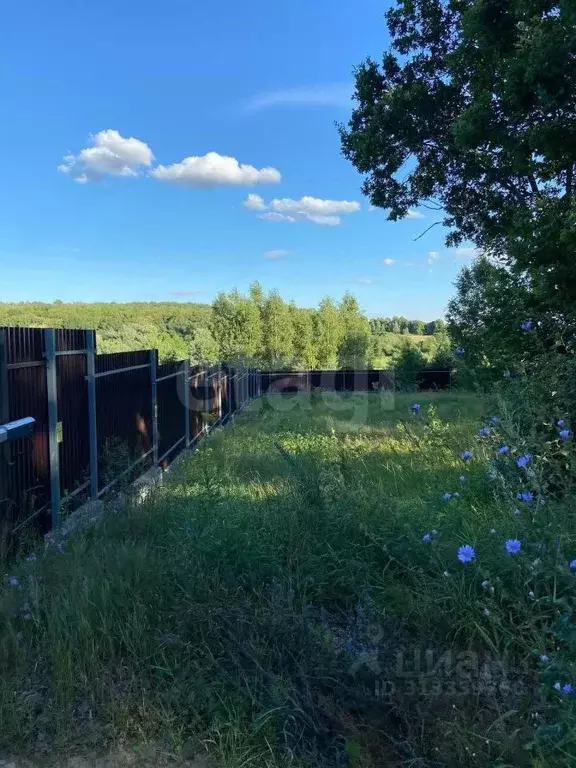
[340, 0, 576, 306]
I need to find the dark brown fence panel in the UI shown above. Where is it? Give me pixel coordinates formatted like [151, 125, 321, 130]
[261, 370, 395, 393]
[157, 361, 186, 464]
[1, 328, 50, 541]
[95, 354, 153, 492]
[57, 353, 89, 501]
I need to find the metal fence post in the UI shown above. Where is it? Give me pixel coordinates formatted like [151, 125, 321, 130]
[44, 329, 61, 529]
[184, 359, 191, 448]
[86, 330, 98, 499]
[150, 350, 159, 466]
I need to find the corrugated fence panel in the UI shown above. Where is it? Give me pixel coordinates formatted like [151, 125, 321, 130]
[57, 353, 90, 501]
[95, 350, 150, 374]
[261, 370, 396, 392]
[95, 353, 153, 491]
[1, 327, 50, 538]
[157, 361, 186, 463]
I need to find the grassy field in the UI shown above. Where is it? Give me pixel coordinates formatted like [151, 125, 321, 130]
[1, 391, 575, 766]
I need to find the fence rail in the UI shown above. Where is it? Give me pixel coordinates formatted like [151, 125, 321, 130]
[0, 327, 260, 549]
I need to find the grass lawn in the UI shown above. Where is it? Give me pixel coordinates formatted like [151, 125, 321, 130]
[1, 391, 573, 766]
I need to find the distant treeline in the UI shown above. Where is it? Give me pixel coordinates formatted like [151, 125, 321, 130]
[0, 286, 449, 371]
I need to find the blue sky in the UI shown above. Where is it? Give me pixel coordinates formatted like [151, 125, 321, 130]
[0, 0, 475, 319]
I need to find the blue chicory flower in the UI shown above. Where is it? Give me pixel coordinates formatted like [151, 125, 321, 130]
[432, 529, 438, 536]
[562, 683, 574, 694]
[411, 403, 421, 413]
[521, 320, 533, 330]
[457, 544, 476, 563]
[516, 454, 532, 468]
[8, 577, 20, 588]
[460, 450, 472, 461]
[442, 492, 452, 501]
[505, 538, 522, 555]
[569, 559, 576, 571]
[455, 347, 465, 357]
[497, 445, 510, 455]
[557, 419, 566, 428]
[422, 533, 432, 543]
[540, 654, 550, 663]
[517, 491, 534, 503]
[25, 553, 37, 562]
[483, 608, 490, 617]
[479, 426, 491, 437]
[488, 416, 499, 425]
[559, 429, 572, 439]
[489, 528, 496, 534]
[459, 474, 467, 484]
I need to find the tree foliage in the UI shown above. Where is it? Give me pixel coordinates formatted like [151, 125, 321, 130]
[0, 297, 445, 370]
[340, 0, 576, 310]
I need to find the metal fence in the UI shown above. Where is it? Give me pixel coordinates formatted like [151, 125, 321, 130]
[260, 368, 453, 393]
[0, 327, 260, 548]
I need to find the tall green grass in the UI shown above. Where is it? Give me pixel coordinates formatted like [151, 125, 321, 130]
[1, 391, 574, 766]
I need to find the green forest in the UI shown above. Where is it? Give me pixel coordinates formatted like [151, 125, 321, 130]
[0, 285, 449, 371]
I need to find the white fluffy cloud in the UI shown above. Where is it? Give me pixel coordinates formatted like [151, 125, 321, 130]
[382, 258, 396, 266]
[58, 129, 154, 183]
[151, 152, 281, 188]
[244, 194, 267, 211]
[427, 251, 441, 265]
[264, 249, 289, 260]
[245, 195, 360, 225]
[405, 209, 425, 220]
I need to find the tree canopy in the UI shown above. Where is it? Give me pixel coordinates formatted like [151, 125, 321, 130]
[340, 0, 576, 310]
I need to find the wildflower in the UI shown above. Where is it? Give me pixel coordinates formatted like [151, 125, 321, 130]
[503, 370, 511, 379]
[443, 571, 450, 578]
[423, 533, 432, 543]
[479, 426, 491, 437]
[443, 492, 452, 501]
[559, 429, 572, 439]
[457, 544, 476, 563]
[505, 539, 522, 555]
[557, 419, 566, 428]
[460, 450, 472, 461]
[554, 682, 562, 691]
[411, 403, 421, 414]
[481, 580, 491, 590]
[486, 469, 497, 481]
[483, 608, 490, 617]
[517, 491, 534, 503]
[432, 529, 438, 536]
[453, 492, 460, 498]
[25, 553, 37, 562]
[521, 320, 533, 331]
[562, 683, 573, 695]
[455, 347, 465, 357]
[528, 591, 535, 599]
[497, 445, 510, 455]
[459, 475, 467, 484]
[513, 508, 522, 516]
[489, 528, 496, 534]
[488, 416, 499, 425]
[540, 655, 550, 664]
[8, 577, 20, 588]
[516, 454, 532, 468]
[569, 559, 576, 571]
